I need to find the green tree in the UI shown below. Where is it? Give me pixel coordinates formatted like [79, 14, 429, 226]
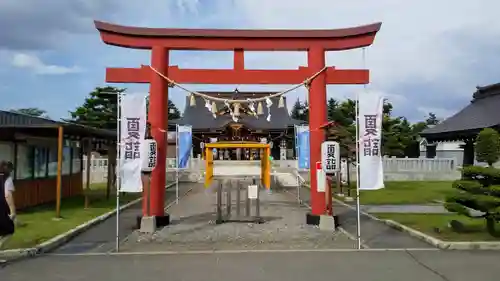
[475, 128, 500, 166]
[68, 87, 182, 130]
[10, 107, 48, 118]
[425, 112, 440, 125]
[67, 86, 123, 130]
[445, 128, 500, 236]
[168, 99, 181, 119]
[445, 166, 500, 236]
[290, 98, 308, 121]
[145, 98, 181, 120]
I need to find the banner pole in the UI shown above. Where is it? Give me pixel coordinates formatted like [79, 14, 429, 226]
[176, 124, 179, 204]
[355, 90, 362, 250]
[115, 92, 122, 252]
[294, 125, 299, 202]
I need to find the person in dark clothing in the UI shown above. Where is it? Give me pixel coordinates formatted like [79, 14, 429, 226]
[0, 161, 15, 249]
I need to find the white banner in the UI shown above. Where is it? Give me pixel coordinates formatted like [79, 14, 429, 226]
[119, 93, 147, 192]
[358, 91, 385, 190]
[321, 141, 340, 173]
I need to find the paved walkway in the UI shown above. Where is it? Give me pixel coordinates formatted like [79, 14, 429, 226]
[3, 250, 500, 281]
[361, 204, 449, 214]
[53, 182, 196, 254]
[289, 186, 434, 249]
[119, 181, 355, 252]
[357, 204, 484, 216]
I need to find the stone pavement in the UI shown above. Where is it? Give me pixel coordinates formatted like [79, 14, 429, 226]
[53, 182, 195, 254]
[360, 204, 485, 216]
[3, 250, 500, 281]
[361, 204, 449, 213]
[119, 181, 355, 252]
[288, 185, 434, 249]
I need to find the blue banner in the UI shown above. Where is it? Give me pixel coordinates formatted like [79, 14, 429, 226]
[177, 125, 192, 169]
[295, 125, 310, 170]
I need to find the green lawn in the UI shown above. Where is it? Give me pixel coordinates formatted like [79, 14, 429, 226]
[333, 181, 454, 205]
[376, 213, 500, 242]
[2, 183, 139, 250]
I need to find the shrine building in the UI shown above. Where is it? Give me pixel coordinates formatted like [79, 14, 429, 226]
[168, 91, 305, 160]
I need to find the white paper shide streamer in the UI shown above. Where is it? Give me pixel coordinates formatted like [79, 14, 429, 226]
[358, 91, 385, 190]
[119, 93, 148, 192]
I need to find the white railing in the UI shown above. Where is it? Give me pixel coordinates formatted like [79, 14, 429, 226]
[83, 156, 459, 183]
[381, 156, 457, 172]
[82, 157, 202, 184]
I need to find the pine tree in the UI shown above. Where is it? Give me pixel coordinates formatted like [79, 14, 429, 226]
[475, 128, 500, 166]
[290, 98, 308, 121]
[69, 87, 181, 130]
[445, 128, 500, 237]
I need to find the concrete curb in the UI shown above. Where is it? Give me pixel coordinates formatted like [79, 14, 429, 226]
[333, 197, 500, 250]
[0, 182, 177, 260]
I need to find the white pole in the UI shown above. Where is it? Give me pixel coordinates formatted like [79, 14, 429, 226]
[355, 90, 362, 250]
[176, 124, 179, 204]
[115, 92, 122, 252]
[355, 47, 368, 250]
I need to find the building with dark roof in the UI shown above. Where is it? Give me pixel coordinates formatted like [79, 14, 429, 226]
[0, 110, 115, 209]
[168, 91, 305, 160]
[420, 82, 500, 166]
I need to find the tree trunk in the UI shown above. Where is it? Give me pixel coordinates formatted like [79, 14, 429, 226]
[486, 217, 500, 237]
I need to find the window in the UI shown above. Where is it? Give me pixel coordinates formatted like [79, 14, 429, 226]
[16, 144, 34, 179]
[62, 147, 71, 175]
[47, 147, 58, 177]
[0, 142, 14, 163]
[72, 147, 81, 173]
[34, 147, 48, 178]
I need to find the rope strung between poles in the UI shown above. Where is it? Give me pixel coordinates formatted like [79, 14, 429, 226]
[148, 65, 327, 103]
[147, 64, 328, 122]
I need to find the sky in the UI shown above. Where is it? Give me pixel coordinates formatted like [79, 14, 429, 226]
[0, 0, 499, 123]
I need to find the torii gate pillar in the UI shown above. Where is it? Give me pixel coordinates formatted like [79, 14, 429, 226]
[146, 46, 169, 219]
[308, 46, 328, 216]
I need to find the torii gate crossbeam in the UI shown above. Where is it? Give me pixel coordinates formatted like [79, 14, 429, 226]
[94, 20, 381, 227]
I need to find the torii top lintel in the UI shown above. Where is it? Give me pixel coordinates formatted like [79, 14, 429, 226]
[94, 20, 381, 51]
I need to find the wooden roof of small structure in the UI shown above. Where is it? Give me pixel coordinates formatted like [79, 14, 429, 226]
[0, 110, 115, 140]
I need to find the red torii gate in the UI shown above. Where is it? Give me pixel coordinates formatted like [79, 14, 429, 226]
[94, 20, 381, 226]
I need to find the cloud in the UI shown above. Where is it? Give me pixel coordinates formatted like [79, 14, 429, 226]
[0, 0, 183, 50]
[182, 0, 500, 121]
[11, 53, 83, 75]
[1, 0, 499, 122]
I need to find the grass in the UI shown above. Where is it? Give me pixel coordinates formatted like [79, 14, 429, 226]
[333, 181, 454, 205]
[2, 183, 140, 250]
[375, 213, 500, 242]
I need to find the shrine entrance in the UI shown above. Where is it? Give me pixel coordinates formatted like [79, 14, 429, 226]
[94, 20, 381, 225]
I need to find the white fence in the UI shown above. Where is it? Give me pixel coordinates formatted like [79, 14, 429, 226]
[82, 157, 202, 185]
[83, 156, 460, 184]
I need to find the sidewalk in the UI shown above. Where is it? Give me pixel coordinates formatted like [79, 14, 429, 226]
[292, 186, 434, 249]
[361, 204, 448, 214]
[53, 182, 195, 254]
[120, 182, 355, 252]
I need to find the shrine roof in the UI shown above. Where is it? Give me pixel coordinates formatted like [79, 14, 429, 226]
[420, 83, 500, 142]
[95, 20, 381, 39]
[170, 91, 305, 130]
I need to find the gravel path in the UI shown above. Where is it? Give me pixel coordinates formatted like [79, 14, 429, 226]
[120, 181, 355, 252]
